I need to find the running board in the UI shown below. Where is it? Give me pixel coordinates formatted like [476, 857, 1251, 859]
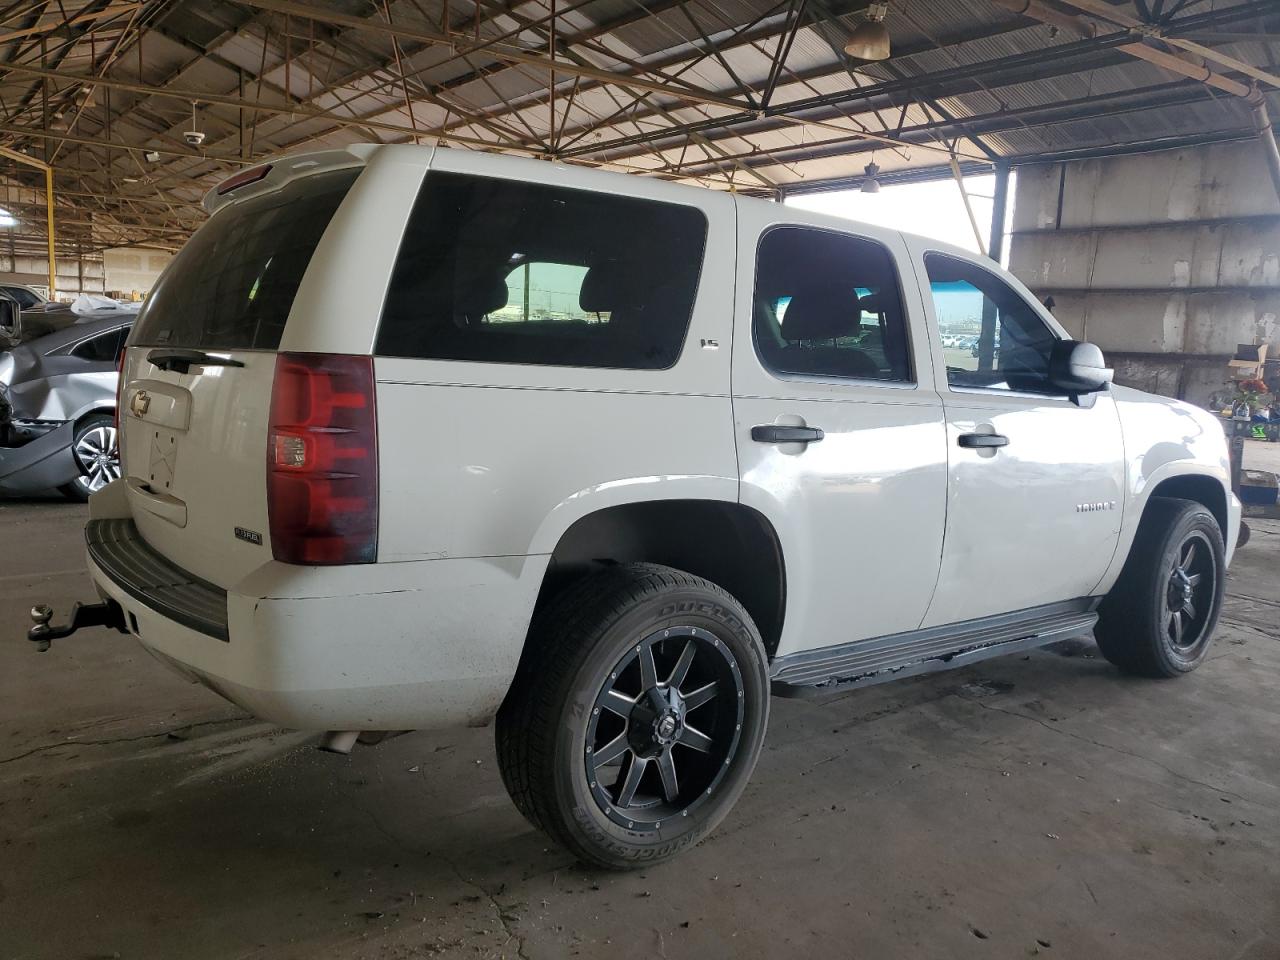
[770, 599, 1100, 698]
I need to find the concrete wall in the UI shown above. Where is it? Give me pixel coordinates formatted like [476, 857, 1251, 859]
[0, 255, 105, 299]
[103, 247, 171, 297]
[1007, 142, 1280, 406]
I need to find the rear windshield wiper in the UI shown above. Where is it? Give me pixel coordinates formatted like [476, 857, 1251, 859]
[146, 348, 246, 374]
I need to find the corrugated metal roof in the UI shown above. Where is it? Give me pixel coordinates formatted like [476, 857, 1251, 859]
[0, 0, 1276, 247]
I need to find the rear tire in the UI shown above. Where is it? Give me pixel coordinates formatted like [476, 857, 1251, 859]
[495, 563, 770, 869]
[1095, 497, 1225, 677]
[59, 414, 120, 502]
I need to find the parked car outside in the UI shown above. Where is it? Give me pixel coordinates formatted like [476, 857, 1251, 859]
[31, 146, 1240, 869]
[0, 282, 49, 309]
[0, 313, 130, 499]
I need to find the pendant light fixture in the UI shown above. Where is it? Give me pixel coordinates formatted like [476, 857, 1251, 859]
[844, 3, 891, 61]
[861, 160, 882, 194]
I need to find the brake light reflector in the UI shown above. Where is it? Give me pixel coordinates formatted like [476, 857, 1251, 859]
[267, 353, 378, 565]
[217, 163, 273, 195]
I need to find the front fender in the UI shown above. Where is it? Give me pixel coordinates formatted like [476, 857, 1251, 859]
[1094, 387, 1237, 593]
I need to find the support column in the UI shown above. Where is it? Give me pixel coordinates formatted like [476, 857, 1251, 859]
[1250, 95, 1280, 208]
[988, 162, 1010, 264]
[977, 163, 1011, 372]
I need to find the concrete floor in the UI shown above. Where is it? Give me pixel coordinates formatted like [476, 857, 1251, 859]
[2, 497, 1279, 960]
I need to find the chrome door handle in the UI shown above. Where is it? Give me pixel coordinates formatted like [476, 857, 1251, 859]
[751, 425, 825, 444]
[958, 432, 1009, 449]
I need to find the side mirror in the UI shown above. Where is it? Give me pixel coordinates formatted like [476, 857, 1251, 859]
[1049, 339, 1112, 395]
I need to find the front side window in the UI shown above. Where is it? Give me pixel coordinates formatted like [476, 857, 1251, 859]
[753, 227, 912, 383]
[925, 253, 1061, 393]
[376, 172, 707, 370]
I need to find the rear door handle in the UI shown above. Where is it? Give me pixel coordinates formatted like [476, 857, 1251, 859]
[958, 432, 1009, 449]
[752, 425, 825, 444]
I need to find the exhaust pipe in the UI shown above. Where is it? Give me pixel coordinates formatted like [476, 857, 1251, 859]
[317, 730, 361, 754]
[317, 730, 412, 754]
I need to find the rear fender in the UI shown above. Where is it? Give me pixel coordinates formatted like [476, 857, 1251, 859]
[525, 475, 740, 558]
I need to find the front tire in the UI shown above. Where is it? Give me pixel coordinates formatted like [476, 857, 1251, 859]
[59, 414, 120, 502]
[495, 563, 770, 869]
[1095, 497, 1225, 677]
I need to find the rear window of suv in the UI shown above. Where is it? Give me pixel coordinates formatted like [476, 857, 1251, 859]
[130, 168, 359, 350]
[376, 172, 707, 370]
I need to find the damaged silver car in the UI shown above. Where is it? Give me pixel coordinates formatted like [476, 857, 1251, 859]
[0, 297, 130, 500]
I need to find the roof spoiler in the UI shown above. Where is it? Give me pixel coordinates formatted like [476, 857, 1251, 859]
[203, 144, 381, 215]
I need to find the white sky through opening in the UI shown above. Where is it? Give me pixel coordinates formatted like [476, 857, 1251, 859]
[785, 173, 1012, 264]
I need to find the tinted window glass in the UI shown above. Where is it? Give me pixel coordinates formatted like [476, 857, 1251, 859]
[925, 253, 1060, 393]
[70, 327, 126, 362]
[4, 286, 41, 308]
[130, 168, 358, 349]
[376, 172, 707, 370]
[753, 227, 911, 383]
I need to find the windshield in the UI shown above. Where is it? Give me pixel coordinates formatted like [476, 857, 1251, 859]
[130, 167, 359, 350]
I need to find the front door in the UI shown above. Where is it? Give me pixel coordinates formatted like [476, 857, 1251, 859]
[732, 207, 949, 659]
[909, 244, 1126, 627]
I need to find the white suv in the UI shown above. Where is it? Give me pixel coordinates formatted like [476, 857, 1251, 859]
[31, 145, 1240, 868]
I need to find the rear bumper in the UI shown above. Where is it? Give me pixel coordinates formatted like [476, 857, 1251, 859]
[83, 514, 548, 732]
[87, 518, 228, 640]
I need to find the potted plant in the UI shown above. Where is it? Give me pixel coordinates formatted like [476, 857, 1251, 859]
[1233, 378, 1271, 418]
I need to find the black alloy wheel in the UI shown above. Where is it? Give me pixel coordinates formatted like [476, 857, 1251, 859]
[495, 563, 770, 868]
[1095, 497, 1226, 677]
[1164, 531, 1215, 652]
[585, 626, 744, 832]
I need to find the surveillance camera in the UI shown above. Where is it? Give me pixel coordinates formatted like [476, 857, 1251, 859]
[144, 150, 160, 162]
[183, 130, 206, 147]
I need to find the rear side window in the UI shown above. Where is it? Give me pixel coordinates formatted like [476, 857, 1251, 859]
[753, 227, 912, 383]
[70, 327, 126, 362]
[130, 168, 359, 350]
[376, 172, 707, 370]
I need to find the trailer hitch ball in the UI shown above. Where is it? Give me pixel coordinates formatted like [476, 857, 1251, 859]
[29, 604, 54, 652]
[25, 599, 126, 651]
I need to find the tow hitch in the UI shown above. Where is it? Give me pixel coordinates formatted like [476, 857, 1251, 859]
[28, 600, 128, 652]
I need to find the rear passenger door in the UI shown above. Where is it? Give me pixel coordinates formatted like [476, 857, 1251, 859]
[371, 154, 739, 565]
[732, 206, 948, 658]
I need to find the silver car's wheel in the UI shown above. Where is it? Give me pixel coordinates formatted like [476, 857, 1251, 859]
[63, 415, 120, 500]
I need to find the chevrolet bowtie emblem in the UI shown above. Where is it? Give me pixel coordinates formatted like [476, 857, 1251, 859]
[130, 389, 151, 418]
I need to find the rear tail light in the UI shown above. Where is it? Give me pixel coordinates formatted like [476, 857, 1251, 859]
[267, 353, 378, 565]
